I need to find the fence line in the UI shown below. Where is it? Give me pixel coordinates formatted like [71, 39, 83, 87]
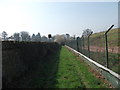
[65, 45, 120, 88]
[66, 26, 119, 74]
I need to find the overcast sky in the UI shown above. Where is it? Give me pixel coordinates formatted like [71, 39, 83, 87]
[0, 0, 119, 37]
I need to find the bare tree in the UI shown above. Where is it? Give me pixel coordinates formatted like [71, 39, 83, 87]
[82, 29, 93, 37]
[13, 33, 20, 41]
[36, 33, 41, 42]
[48, 34, 52, 42]
[2, 31, 8, 40]
[31, 34, 36, 41]
[54, 34, 66, 44]
[20, 31, 30, 41]
[41, 36, 48, 42]
[31, 33, 41, 42]
[66, 34, 70, 39]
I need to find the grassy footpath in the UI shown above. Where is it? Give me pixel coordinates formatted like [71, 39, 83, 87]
[53, 46, 108, 88]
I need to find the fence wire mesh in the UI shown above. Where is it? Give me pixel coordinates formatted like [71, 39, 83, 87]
[66, 28, 119, 74]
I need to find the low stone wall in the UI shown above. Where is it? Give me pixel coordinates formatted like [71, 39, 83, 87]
[2, 41, 60, 88]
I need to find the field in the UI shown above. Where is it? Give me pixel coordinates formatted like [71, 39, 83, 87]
[90, 28, 119, 47]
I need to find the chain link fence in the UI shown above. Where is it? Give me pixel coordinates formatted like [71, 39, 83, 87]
[66, 28, 120, 74]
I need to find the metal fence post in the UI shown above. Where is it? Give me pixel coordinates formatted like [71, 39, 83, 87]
[105, 25, 114, 68]
[77, 37, 79, 52]
[80, 37, 83, 53]
[79, 38, 82, 53]
[82, 36, 84, 54]
[88, 32, 93, 58]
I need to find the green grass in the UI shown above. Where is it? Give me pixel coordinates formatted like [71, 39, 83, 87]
[54, 46, 108, 88]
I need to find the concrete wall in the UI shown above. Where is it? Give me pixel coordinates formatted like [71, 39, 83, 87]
[2, 41, 60, 88]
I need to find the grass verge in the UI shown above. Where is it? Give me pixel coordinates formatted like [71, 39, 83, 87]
[54, 46, 108, 88]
